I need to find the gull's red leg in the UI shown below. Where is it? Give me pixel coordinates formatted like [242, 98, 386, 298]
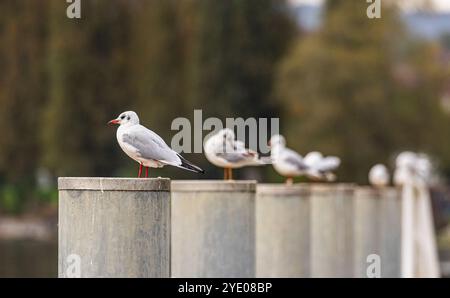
[138, 163, 143, 178]
[145, 167, 149, 178]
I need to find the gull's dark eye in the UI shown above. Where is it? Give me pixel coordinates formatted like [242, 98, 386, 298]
[127, 116, 130, 120]
[120, 115, 125, 119]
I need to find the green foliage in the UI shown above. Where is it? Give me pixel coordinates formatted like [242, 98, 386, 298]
[128, 0, 186, 139]
[0, 1, 49, 183]
[188, 0, 296, 119]
[0, 185, 23, 214]
[34, 188, 58, 204]
[42, 0, 134, 177]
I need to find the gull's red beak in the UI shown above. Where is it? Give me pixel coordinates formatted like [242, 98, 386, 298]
[108, 119, 120, 125]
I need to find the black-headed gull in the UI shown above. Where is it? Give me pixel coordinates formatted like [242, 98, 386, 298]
[268, 134, 309, 184]
[269, 136, 340, 184]
[109, 111, 204, 177]
[369, 164, 390, 187]
[303, 151, 341, 181]
[204, 128, 270, 180]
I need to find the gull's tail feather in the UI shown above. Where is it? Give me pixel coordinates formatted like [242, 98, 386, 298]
[177, 154, 205, 174]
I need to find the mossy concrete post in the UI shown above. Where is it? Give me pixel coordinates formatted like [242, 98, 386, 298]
[310, 184, 355, 278]
[380, 187, 402, 278]
[171, 180, 256, 278]
[256, 184, 310, 277]
[58, 177, 171, 278]
[353, 187, 381, 277]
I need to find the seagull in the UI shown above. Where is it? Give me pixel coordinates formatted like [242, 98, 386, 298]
[393, 151, 417, 186]
[369, 164, 390, 187]
[394, 151, 434, 186]
[204, 128, 270, 180]
[416, 153, 433, 182]
[108, 111, 204, 177]
[303, 151, 341, 181]
[268, 134, 309, 185]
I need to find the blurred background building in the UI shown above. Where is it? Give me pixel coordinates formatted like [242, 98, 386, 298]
[0, 0, 450, 277]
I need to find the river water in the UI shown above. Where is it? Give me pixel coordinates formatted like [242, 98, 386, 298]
[0, 239, 57, 277]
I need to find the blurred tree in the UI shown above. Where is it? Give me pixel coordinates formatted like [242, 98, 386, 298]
[128, 0, 186, 139]
[0, 1, 49, 184]
[390, 41, 450, 176]
[42, 0, 133, 176]
[188, 0, 296, 119]
[275, 0, 450, 182]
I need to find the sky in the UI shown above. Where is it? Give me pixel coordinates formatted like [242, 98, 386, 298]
[288, 0, 450, 12]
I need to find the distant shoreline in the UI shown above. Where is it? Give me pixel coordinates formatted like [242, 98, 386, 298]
[0, 215, 57, 242]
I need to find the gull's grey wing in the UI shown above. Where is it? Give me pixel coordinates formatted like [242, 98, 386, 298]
[316, 156, 341, 172]
[283, 148, 308, 170]
[122, 125, 180, 164]
[215, 138, 256, 163]
[216, 152, 248, 163]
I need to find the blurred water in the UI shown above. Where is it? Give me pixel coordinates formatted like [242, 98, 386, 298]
[0, 239, 57, 278]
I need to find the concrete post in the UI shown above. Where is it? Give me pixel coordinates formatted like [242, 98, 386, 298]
[353, 187, 381, 277]
[256, 184, 310, 277]
[379, 187, 402, 278]
[58, 177, 171, 278]
[171, 180, 256, 278]
[310, 184, 355, 278]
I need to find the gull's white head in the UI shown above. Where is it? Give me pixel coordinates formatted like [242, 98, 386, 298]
[217, 128, 235, 142]
[369, 164, 390, 187]
[304, 151, 323, 164]
[108, 111, 140, 127]
[395, 151, 417, 169]
[269, 134, 286, 148]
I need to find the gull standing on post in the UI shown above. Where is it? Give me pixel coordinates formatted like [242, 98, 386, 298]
[109, 111, 204, 177]
[303, 151, 341, 181]
[393, 151, 417, 186]
[204, 128, 270, 180]
[368, 164, 390, 187]
[268, 134, 309, 185]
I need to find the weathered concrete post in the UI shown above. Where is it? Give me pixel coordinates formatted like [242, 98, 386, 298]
[310, 184, 355, 278]
[353, 187, 381, 277]
[171, 180, 256, 278]
[379, 187, 402, 278]
[256, 184, 310, 277]
[58, 177, 171, 278]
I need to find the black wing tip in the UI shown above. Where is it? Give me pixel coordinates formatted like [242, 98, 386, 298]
[178, 153, 205, 174]
[181, 164, 205, 174]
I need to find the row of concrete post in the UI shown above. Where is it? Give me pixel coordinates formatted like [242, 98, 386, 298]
[58, 178, 401, 278]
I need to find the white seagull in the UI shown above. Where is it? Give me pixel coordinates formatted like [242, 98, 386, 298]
[268, 134, 309, 185]
[303, 151, 341, 181]
[369, 164, 390, 187]
[393, 151, 418, 186]
[109, 111, 204, 177]
[204, 128, 269, 180]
